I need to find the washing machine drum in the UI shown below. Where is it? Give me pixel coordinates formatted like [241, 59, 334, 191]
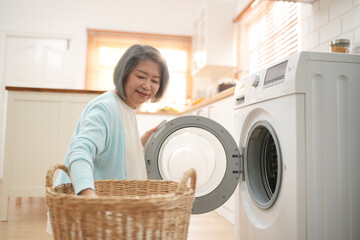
[144, 115, 241, 214]
[243, 121, 282, 210]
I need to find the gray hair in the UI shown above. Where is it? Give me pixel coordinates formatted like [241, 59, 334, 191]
[113, 44, 169, 102]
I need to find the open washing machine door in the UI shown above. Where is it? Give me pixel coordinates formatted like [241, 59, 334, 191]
[144, 115, 241, 214]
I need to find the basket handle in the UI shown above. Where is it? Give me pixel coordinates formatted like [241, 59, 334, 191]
[46, 164, 70, 188]
[176, 168, 197, 195]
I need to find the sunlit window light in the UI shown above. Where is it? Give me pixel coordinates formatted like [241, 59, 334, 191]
[246, 1, 300, 73]
[97, 70, 114, 90]
[193, 51, 207, 69]
[99, 47, 124, 67]
[250, 0, 260, 8]
[160, 49, 187, 72]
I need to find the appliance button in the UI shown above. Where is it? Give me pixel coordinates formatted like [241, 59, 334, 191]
[251, 75, 260, 87]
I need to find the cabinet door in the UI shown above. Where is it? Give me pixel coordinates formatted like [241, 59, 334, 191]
[208, 97, 235, 139]
[0, 91, 99, 221]
[191, 0, 235, 78]
[196, 105, 209, 117]
[192, 8, 206, 73]
[4, 36, 70, 88]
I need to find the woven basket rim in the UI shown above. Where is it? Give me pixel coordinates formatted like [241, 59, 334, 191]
[46, 165, 197, 203]
[46, 187, 195, 202]
[46, 188, 194, 200]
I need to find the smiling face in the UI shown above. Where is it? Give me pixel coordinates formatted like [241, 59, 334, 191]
[122, 59, 161, 109]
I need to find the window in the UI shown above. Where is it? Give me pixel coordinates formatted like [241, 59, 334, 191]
[234, 0, 301, 79]
[85, 29, 192, 112]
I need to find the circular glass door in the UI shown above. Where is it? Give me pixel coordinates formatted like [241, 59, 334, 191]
[158, 127, 226, 198]
[144, 115, 240, 214]
[244, 121, 282, 209]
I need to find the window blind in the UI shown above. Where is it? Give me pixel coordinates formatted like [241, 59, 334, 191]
[234, 0, 301, 79]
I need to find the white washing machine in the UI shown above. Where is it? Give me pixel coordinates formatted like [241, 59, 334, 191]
[143, 51, 360, 240]
[234, 51, 360, 240]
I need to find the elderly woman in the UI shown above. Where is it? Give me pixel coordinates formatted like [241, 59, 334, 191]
[47, 44, 169, 233]
[53, 44, 169, 197]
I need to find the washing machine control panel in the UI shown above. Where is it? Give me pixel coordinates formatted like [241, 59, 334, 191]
[247, 60, 289, 90]
[234, 52, 304, 108]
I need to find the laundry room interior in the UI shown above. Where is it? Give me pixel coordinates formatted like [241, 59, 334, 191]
[0, 0, 359, 239]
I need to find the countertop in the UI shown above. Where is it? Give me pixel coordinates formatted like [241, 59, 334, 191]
[5, 86, 235, 115]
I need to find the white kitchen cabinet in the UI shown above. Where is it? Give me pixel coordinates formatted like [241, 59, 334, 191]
[0, 89, 100, 221]
[208, 96, 236, 140]
[189, 106, 210, 117]
[192, 0, 236, 78]
[186, 96, 235, 138]
[4, 36, 71, 88]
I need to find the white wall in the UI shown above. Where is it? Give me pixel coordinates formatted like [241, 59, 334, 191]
[302, 0, 360, 53]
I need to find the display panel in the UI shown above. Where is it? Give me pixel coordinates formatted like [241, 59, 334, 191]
[264, 60, 288, 87]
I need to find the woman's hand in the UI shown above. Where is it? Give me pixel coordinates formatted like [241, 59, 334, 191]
[78, 188, 97, 197]
[141, 125, 159, 147]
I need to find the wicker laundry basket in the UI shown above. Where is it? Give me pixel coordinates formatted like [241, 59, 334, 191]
[46, 164, 196, 240]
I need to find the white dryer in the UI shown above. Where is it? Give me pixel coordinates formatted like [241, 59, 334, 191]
[143, 51, 360, 240]
[234, 51, 360, 240]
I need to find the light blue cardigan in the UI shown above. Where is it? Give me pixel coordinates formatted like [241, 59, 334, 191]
[54, 91, 126, 194]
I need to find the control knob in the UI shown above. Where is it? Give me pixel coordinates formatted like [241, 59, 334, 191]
[251, 75, 260, 87]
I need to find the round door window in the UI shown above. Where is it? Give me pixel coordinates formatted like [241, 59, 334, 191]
[158, 127, 226, 197]
[244, 121, 282, 209]
[144, 115, 241, 214]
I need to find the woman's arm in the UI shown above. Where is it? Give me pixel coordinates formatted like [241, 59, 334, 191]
[67, 104, 110, 195]
[78, 188, 97, 197]
[141, 125, 159, 147]
[140, 120, 167, 147]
